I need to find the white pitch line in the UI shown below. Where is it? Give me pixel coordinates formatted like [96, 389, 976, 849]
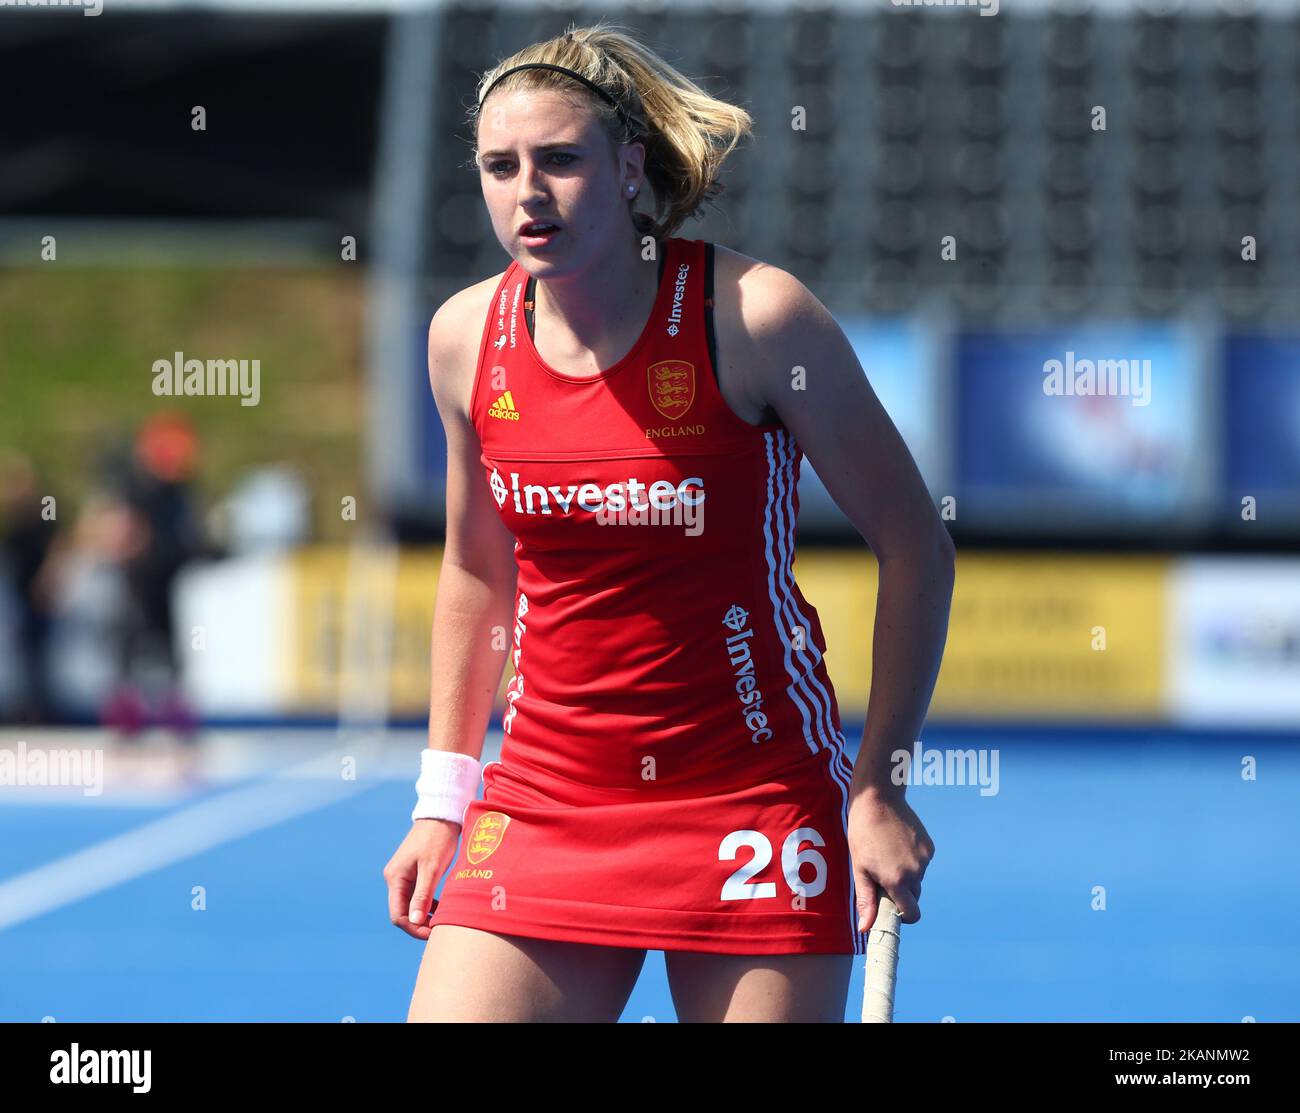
[0, 749, 373, 933]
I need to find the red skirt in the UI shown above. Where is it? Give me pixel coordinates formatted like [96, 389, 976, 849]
[429, 751, 867, 955]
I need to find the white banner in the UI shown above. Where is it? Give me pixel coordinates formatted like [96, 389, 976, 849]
[1167, 558, 1300, 728]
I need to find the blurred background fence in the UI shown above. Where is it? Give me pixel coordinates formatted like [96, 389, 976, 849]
[2, 0, 1298, 731]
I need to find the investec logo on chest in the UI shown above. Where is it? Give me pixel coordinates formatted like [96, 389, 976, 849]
[489, 466, 705, 535]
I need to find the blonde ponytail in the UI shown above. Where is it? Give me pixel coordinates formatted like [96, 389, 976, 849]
[469, 19, 753, 241]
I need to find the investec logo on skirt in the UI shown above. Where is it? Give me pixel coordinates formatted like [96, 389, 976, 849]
[721, 604, 774, 744]
[488, 466, 705, 535]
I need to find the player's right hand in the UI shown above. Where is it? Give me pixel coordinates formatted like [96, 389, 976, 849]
[382, 821, 462, 940]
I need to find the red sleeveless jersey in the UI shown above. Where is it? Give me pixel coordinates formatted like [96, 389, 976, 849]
[430, 236, 866, 956]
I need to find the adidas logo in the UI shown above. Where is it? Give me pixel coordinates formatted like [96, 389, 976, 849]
[488, 390, 521, 421]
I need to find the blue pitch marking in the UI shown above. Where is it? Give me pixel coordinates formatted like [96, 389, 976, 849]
[0, 729, 1296, 1022]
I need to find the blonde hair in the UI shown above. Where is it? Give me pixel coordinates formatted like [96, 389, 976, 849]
[468, 20, 753, 241]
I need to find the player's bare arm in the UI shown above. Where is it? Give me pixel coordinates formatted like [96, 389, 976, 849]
[725, 252, 953, 927]
[382, 289, 517, 942]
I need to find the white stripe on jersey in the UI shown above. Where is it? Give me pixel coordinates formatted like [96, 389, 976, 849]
[762, 429, 865, 954]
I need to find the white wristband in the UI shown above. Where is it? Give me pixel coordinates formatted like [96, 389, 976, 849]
[411, 749, 482, 824]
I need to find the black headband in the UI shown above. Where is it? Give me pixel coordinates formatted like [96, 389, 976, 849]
[478, 62, 634, 131]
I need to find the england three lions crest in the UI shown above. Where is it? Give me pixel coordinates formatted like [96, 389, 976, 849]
[648, 359, 695, 421]
[465, 811, 511, 864]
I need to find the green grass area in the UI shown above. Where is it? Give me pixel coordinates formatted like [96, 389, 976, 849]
[0, 266, 366, 540]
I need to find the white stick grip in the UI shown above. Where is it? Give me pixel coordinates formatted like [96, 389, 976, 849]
[861, 895, 902, 1023]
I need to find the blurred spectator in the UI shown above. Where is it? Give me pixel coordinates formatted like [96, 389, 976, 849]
[98, 413, 206, 739]
[42, 490, 134, 725]
[0, 451, 59, 723]
[208, 464, 311, 555]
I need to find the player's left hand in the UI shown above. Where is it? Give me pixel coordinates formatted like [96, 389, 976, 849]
[846, 788, 934, 930]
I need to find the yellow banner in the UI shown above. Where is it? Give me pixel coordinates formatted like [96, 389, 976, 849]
[942, 554, 1167, 717]
[805, 552, 1168, 719]
[288, 545, 445, 716]
[284, 547, 1168, 721]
